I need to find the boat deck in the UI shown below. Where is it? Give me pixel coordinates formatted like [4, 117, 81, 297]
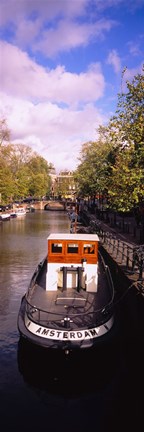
[26, 254, 114, 329]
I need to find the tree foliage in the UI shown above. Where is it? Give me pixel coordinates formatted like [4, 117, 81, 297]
[75, 66, 144, 212]
[0, 123, 53, 203]
[74, 138, 114, 201]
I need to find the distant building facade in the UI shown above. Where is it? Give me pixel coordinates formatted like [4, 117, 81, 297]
[50, 171, 76, 200]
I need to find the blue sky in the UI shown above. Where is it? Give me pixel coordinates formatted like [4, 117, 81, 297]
[0, 0, 144, 173]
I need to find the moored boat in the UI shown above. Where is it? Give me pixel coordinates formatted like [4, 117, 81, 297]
[26, 205, 35, 213]
[10, 211, 17, 218]
[17, 233, 116, 353]
[0, 212, 11, 221]
[15, 207, 26, 216]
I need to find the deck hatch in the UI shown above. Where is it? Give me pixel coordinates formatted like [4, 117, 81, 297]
[56, 297, 86, 307]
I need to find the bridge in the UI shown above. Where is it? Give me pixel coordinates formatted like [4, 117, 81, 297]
[18, 199, 76, 211]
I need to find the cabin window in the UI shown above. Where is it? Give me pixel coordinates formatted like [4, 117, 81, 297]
[83, 243, 95, 254]
[51, 243, 62, 253]
[67, 243, 78, 254]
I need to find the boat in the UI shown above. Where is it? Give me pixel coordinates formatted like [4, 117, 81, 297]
[15, 207, 26, 216]
[26, 205, 35, 213]
[17, 233, 115, 353]
[10, 211, 17, 218]
[0, 212, 11, 221]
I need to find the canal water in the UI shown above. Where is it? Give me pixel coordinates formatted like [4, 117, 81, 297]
[0, 211, 143, 431]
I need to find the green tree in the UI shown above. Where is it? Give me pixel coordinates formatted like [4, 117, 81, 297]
[74, 139, 113, 200]
[75, 67, 144, 213]
[0, 163, 15, 202]
[27, 154, 52, 198]
[107, 66, 144, 210]
[0, 123, 53, 202]
[14, 166, 31, 200]
[108, 146, 143, 211]
[113, 67, 144, 157]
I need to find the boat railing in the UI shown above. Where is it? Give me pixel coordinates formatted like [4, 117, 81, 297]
[98, 250, 115, 302]
[25, 295, 114, 329]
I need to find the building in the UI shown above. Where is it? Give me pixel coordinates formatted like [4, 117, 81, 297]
[50, 171, 76, 200]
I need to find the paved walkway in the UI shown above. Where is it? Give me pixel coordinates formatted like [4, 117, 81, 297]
[81, 208, 144, 246]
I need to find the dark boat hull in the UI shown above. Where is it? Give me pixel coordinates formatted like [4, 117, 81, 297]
[18, 295, 116, 350]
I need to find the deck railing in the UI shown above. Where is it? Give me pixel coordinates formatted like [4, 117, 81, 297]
[25, 297, 114, 329]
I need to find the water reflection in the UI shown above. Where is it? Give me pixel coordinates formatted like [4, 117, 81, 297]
[17, 334, 144, 432]
[0, 210, 70, 348]
[17, 335, 123, 398]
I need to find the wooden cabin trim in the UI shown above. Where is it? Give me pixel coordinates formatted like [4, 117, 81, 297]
[48, 239, 98, 264]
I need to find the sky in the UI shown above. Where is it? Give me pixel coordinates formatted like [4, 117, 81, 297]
[0, 0, 144, 173]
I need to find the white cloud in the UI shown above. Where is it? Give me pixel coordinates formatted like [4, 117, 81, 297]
[0, 0, 116, 56]
[33, 18, 116, 57]
[0, 40, 107, 172]
[14, 18, 42, 47]
[107, 49, 121, 73]
[127, 41, 142, 56]
[122, 63, 143, 82]
[1, 0, 143, 28]
[0, 0, 88, 26]
[0, 92, 106, 172]
[0, 41, 105, 104]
